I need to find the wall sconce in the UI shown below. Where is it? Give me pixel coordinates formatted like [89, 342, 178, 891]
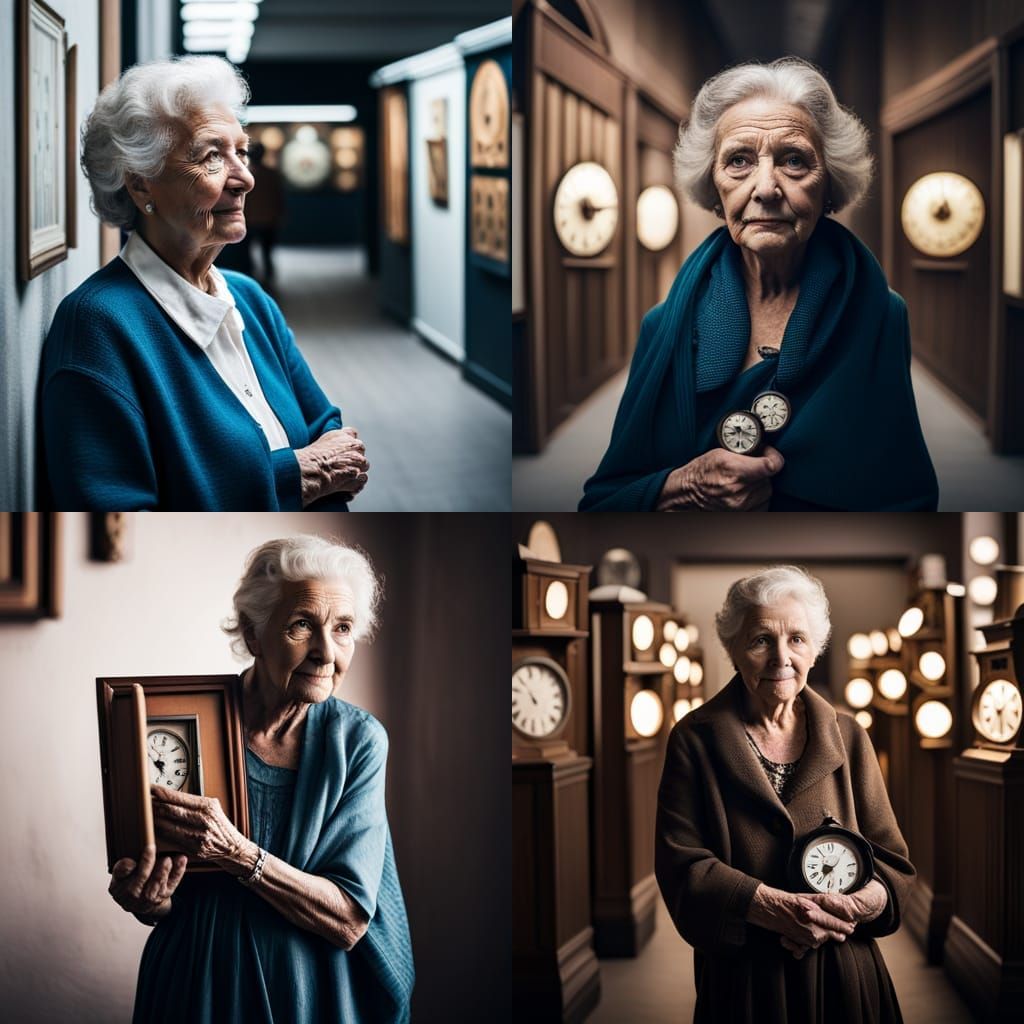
[845, 677, 874, 709]
[878, 668, 908, 700]
[968, 536, 1000, 566]
[913, 696, 953, 745]
[898, 607, 924, 637]
[968, 575, 998, 606]
[848, 633, 873, 660]
[630, 688, 664, 737]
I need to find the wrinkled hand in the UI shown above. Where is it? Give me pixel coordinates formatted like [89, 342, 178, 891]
[150, 785, 247, 864]
[108, 844, 187, 919]
[747, 884, 855, 957]
[779, 880, 888, 959]
[656, 447, 784, 511]
[295, 427, 369, 506]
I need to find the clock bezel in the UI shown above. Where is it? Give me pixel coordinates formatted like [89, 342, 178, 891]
[512, 655, 572, 741]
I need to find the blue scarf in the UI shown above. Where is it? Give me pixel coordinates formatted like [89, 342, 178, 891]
[580, 218, 938, 511]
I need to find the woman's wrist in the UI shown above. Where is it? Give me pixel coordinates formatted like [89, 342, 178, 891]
[657, 464, 696, 511]
[216, 836, 261, 878]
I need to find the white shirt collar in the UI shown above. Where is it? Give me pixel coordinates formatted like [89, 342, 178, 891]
[119, 231, 244, 349]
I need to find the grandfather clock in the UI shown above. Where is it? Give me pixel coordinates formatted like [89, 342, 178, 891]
[512, 550, 600, 1023]
[588, 597, 673, 956]
[898, 584, 963, 964]
[944, 604, 1024, 1023]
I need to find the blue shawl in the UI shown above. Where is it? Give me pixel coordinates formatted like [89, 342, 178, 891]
[579, 219, 938, 511]
[132, 696, 414, 1023]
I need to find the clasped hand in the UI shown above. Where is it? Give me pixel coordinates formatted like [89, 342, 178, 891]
[656, 447, 784, 511]
[149, 784, 247, 863]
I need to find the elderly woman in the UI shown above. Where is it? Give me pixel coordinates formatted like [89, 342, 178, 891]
[107, 535, 414, 1022]
[655, 566, 913, 1023]
[40, 56, 368, 510]
[581, 58, 937, 511]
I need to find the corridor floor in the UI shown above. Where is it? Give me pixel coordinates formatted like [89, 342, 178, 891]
[589, 900, 976, 1023]
[272, 246, 511, 511]
[512, 362, 1024, 512]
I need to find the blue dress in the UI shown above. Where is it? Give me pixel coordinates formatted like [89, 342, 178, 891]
[132, 697, 414, 1023]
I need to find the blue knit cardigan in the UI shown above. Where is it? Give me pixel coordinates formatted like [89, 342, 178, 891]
[39, 257, 349, 511]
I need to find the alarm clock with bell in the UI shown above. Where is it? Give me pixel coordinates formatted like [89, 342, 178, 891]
[789, 815, 875, 895]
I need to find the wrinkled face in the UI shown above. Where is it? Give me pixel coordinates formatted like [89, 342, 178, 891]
[251, 579, 357, 705]
[733, 596, 816, 705]
[712, 97, 829, 257]
[142, 104, 254, 252]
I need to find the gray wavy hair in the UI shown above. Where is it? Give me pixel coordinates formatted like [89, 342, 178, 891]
[223, 536, 382, 659]
[674, 57, 873, 214]
[81, 55, 250, 230]
[715, 565, 831, 658]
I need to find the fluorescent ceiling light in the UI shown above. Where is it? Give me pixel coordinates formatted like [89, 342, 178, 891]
[182, 2, 259, 21]
[243, 105, 358, 123]
[184, 21, 255, 38]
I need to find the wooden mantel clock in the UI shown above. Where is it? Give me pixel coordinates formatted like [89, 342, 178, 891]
[944, 604, 1024, 1021]
[588, 595, 674, 957]
[512, 525, 600, 1024]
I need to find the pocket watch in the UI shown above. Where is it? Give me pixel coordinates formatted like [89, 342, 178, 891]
[751, 391, 791, 433]
[512, 656, 571, 739]
[716, 409, 764, 455]
[789, 815, 875, 895]
[147, 715, 203, 795]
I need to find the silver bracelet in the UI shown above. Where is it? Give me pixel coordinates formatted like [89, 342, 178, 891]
[238, 846, 268, 887]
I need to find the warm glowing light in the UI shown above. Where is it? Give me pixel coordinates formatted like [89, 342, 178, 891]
[898, 607, 924, 637]
[878, 669, 908, 701]
[855, 710, 873, 729]
[689, 661, 704, 686]
[632, 615, 654, 653]
[673, 629, 690, 652]
[918, 651, 946, 681]
[969, 536, 1000, 566]
[686, 624, 700, 645]
[673, 698, 690, 723]
[845, 678, 874, 709]
[673, 656, 691, 683]
[946, 583, 966, 597]
[631, 689, 664, 737]
[968, 575, 998, 606]
[690, 697, 703, 710]
[663, 620, 679, 642]
[869, 630, 889, 657]
[886, 628, 903, 653]
[848, 633, 873, 661]
[659, 643, 678, 668]
[915, 700, 953, 739]
[544, 580, 568, 619]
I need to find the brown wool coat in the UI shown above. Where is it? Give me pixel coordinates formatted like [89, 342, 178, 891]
[655, 676, 915, 1024]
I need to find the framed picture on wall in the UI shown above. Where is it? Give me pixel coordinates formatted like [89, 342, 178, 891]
[382, 87, 409, 244]
[0, 512, 62, 619]
[18, 0, 68, 280]
[427, 97, 449, 207]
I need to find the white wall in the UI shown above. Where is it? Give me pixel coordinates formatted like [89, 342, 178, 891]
[410, 62, 466, 361]
[0, 0, 102, 510]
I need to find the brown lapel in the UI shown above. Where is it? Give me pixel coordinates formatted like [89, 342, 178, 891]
[693, 675, 846, 818]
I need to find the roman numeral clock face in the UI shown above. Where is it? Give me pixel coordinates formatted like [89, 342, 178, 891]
[512, 659, 570, 739]
[801, 837, 863, 893]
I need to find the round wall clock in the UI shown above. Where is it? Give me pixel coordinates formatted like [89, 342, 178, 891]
[469, 59, 509, 168]
[553, 161, 619, 257]
[900, 171, 985, 258]
[512, 657, 571, 739]
[636, 184, 679, 252]
[972, 677, 1023, 745]
[789, 815, 874, 895]
[281, 136, 332, 189]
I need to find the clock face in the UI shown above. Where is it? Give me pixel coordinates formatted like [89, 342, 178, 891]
[900, 172, 985, 257]
[636, 185, 679, 252]
[973, 678, 1023, 743]
[801, 834, 864, 894]
[148, 726, 193, 792]
[553, 161, 619, 257]
[281, 137, 332, 189]
[512, 659, 570, 739]
[469, 59, 509, 168]
[717, 410, 764, 455]
[751, 391, 791, 433]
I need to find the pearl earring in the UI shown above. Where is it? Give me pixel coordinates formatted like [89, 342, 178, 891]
[145, 202, 154, 214]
